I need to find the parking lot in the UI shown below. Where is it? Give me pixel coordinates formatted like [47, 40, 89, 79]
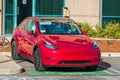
[13, 57, 120, 76]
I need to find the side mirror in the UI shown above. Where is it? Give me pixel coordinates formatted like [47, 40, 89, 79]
[27, 30, 34, 35]
[82, 31, 87, 35]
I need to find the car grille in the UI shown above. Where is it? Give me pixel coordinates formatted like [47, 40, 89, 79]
[58, 60, 91, 64]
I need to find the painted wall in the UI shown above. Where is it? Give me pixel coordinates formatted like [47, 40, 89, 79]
[0, 0, 2, 35]
[66, 0, 100, 27]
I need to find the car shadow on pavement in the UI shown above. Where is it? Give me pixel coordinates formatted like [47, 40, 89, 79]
[98, 60, 111, 71]
[15, 59, 111, 72]
[45, 61, 111, 72]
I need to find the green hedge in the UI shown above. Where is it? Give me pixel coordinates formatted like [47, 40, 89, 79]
[77, 22, 120, 39]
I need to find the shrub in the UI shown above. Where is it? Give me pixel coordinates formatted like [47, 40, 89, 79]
[106, 40, 113, 45]
[115, 32, 120, 39]
[104, 23, 120, 39]
[77, 22, 120, 39]
[77, 22, 97, 37]
[95, 25, 106, 38]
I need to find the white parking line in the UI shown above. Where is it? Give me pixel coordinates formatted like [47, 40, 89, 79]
[99, 65, 120, 74]
[103, 70, 113, 75]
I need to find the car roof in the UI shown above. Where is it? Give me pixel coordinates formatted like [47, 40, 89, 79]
[35, 17, 73, 21]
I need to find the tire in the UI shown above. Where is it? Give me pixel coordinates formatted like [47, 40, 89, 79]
[11, 41, 21, 60]
[33, 48, 45, 71]
[85, 65, 98, 71]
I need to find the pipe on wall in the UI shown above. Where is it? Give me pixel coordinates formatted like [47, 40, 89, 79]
[1, 0, 3, 35]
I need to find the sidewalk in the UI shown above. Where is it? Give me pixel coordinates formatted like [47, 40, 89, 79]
[0, 52, 23, 75]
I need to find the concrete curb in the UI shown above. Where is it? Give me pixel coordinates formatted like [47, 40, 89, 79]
[1, 52, 11, 57]
[0, 53, 23, 75]
[101, 52, 120, 57]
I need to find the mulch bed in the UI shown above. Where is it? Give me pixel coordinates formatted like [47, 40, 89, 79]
[95, 39, 120, 52]
[0, 43, 11, 52]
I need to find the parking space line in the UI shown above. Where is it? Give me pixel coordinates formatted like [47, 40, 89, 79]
[27, 70, 108, 76]
[97, 68, 112, 75]
[99, 65, 120, 74]
[103, 70, 113, 75]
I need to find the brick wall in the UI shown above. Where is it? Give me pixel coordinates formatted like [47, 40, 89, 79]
[66, 0, 100, 27]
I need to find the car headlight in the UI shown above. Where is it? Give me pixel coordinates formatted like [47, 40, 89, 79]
[92, 42, 98, 49]
[44, 41, 57, 50]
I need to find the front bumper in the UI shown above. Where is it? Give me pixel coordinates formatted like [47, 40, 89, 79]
[41, 48, 101, 67]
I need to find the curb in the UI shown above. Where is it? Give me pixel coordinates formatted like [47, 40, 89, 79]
[1, 52, 11, 57]
[101, 52, 120, 57]
[0, 53, 24, 75]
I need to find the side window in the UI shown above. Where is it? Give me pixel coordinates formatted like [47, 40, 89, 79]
[26, 21, 36, 34]
[21, 19, 32, 31]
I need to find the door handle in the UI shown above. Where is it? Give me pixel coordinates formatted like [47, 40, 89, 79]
[17, 7, 19, 15]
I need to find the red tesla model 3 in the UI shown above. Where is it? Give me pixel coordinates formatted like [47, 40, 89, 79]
[11, 17, 101, 71]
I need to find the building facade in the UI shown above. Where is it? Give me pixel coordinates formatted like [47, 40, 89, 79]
[0, 0, 120, 36]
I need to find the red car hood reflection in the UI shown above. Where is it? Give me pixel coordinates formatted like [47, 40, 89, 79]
[42, 35, 93, 49]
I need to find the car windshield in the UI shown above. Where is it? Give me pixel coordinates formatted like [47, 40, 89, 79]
[38, 19, 82, 35]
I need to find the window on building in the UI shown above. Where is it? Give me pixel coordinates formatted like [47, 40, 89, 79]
[36, 0, 64, 16]
[101, 0, 120, 27]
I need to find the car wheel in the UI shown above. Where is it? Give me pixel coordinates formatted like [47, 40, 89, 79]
[11, 41, 21, 60]
[33, 48, 45, 71]
[85, 65, 98, 71]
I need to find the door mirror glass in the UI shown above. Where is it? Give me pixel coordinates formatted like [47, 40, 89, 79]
[82, 31, 87, 35]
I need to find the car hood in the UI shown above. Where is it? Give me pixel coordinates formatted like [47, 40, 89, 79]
[42, 35, 93, 48]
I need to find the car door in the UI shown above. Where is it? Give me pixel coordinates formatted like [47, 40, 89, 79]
[17, 18, 32, 55]
[25, 20, 36, 59]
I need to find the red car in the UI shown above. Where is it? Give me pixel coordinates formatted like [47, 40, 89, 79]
[11, 17, 101, 71]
